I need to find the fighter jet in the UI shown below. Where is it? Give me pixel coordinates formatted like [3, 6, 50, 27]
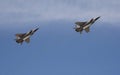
[15, 28, 39, 44]
[74, 16, 100, 34]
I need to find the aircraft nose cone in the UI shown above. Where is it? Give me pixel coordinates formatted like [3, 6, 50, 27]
[34, 28, 39, 32]
[95, 16, 100, 20]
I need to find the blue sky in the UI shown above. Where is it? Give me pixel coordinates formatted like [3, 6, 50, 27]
[0, 0, 120, 75]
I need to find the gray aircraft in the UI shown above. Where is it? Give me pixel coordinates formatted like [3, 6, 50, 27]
[74, 16, 100, 34]
[15, 28, 39, 44]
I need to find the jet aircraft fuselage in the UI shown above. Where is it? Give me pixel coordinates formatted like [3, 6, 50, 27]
[74, 16, 100, 34]
[15, 28, 39, 44]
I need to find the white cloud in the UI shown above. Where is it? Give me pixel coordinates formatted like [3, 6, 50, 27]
[0, 0, 120, 26]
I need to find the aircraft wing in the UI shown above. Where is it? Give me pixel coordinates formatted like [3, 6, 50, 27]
[75, 22, 86, 26]
[85, 27, 90, 33]
[15, 33, 25, 38]
[25, 38, 30, 43]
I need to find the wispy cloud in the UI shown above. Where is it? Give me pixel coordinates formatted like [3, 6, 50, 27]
[0, 0, 120, 26]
